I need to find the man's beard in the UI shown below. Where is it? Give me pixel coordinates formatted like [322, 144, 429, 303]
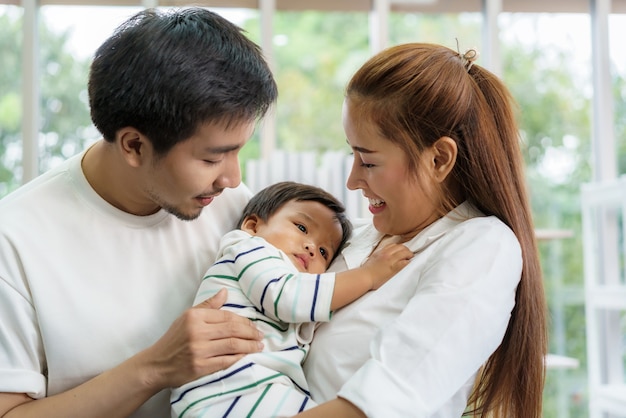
[162, 203, 201, 221]
[148, 190, 201, 221]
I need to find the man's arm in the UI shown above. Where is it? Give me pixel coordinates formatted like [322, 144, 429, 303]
[0, 290, 263, 418]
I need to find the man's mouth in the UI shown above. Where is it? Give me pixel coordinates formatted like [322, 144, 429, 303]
[197, 197, 213, 206]
[196, 192, 220, 207]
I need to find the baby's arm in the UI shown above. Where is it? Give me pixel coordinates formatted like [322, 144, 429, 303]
[331, 243, 412, 310]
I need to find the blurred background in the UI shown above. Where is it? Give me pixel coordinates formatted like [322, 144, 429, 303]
[2, 1, 626, 417]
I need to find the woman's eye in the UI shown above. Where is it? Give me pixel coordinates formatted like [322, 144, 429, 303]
[296, 224, 307, 233]
[359, 157, 375, 168]
[354, 152, 374, 168]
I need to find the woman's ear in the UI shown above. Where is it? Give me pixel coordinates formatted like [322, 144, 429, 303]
[241, 214, 260, 235]
[431, 136, 458, 182]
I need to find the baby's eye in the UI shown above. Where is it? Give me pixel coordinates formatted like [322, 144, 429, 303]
[296, 224, 307, 233]
[319, 247, 328, 259]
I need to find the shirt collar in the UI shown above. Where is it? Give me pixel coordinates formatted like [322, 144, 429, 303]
[342, 201, 484, 269]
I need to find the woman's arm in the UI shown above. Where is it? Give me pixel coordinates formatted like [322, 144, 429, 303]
[0, 290, 263, 418]
[296, 398, 365, 418]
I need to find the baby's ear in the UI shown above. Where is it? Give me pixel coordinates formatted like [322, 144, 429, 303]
[241, 214, 260, 235]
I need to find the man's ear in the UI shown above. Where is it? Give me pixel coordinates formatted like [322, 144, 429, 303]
[241, 214, 261, 235]
[118, 127, 148, 168]
[430, 136, 458, 183]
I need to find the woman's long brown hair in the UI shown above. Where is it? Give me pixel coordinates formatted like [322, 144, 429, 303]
[346, 43, 547, 417]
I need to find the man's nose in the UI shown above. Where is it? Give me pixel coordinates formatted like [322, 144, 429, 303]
[214, 156, 241, 189]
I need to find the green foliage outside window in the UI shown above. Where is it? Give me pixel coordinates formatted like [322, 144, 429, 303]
[0, 8, 92, 196]
[2, 7, 626, 417]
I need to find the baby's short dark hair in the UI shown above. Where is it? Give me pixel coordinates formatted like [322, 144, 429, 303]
[238, 182, 352, 255]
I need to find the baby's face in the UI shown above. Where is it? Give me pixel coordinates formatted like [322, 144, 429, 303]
[247, 200, 343, 273]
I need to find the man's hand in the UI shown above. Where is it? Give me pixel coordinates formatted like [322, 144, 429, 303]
[138, 288, 264, 390]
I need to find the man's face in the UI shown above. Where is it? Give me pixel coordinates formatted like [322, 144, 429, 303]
[144, 120, 255, 221]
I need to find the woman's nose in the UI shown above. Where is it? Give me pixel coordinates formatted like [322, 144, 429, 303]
[346, 157, 362, 191]
[346, 172, 358, 191]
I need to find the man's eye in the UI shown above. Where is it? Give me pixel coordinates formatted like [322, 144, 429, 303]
[296, 224, 306, 233]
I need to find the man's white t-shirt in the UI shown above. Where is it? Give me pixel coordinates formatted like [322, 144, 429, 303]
[0, 150, 252, 418]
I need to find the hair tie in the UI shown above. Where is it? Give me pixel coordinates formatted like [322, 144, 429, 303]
[461, 48, 479, 71]
[455, 39, 479, 72]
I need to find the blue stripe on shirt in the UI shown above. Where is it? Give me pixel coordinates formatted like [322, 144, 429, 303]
[214, 245, 265, 265]
[310, 274, 320, 321]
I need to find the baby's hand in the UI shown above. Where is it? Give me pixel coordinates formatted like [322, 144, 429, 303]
[363, 243, 413, 289]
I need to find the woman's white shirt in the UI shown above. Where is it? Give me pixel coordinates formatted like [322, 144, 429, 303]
[303, 202, 522, 417]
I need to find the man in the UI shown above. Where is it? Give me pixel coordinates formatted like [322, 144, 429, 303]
[0, 8, 277, 417]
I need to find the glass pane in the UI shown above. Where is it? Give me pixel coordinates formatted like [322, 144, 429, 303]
[38, 6, 134, 175]
[389, 11, 482, 51]
[500, 12, 593, 418]
[0, 5, 23, 197]
[612, 14, 626, 175]
[244, 10, 369, 156]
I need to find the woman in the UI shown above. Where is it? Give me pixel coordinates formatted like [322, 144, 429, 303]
[300, 43, 547, 417]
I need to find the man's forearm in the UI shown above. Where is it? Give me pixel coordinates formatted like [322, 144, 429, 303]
[3, 353, 158, 418]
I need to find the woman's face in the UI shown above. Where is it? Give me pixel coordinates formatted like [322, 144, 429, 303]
[343, 99, 443, 241]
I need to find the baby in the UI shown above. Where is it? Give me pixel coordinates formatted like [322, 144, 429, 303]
[171, 181, 412, 418]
